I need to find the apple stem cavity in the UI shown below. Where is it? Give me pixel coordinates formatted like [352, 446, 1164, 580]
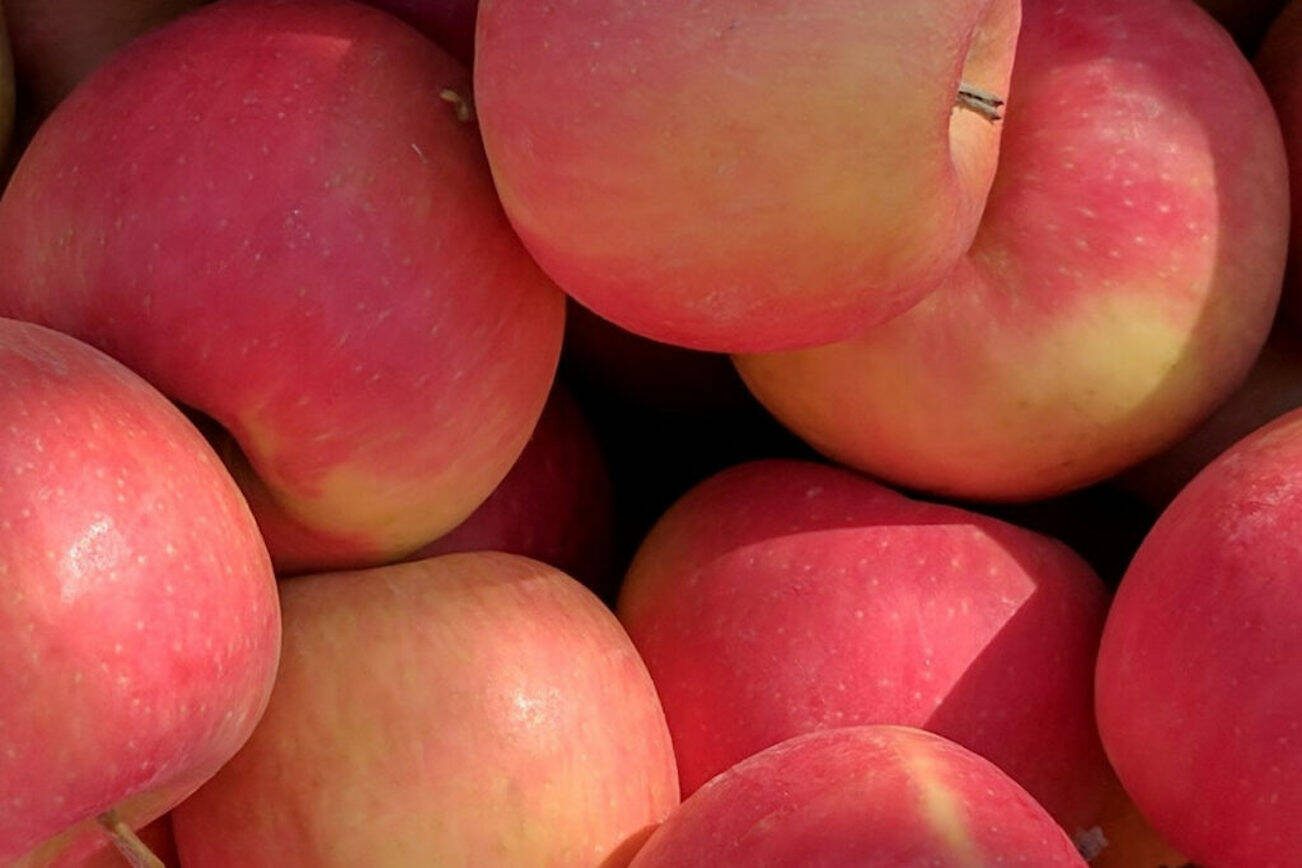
[956, 82, 1005, 122]
[96, 810, 165, 868]
[439, 88, 474, 124]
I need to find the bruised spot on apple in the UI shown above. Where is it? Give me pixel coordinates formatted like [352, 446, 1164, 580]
[630, 727, 1086, 866]
[736, 0, 1288, 502]
[0, 319, 279, 866]
[170, 553, 678, 866]
[0, 0, 566, 574]
[475, 0, 1020, 352]
[617, 460, 1111, 834]
[1097, 407, 1302, 867]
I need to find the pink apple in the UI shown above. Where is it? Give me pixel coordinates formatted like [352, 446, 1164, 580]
[1123, 325, 1302, 506]
[0, 318, 279, 865]
[631, 726, 1086, 866]
[360, 0, 476, 66]
[736, 0, 1287, 502]
[3, 0, 202, 121]
[411, 385, 615, 591]
[617, 459, 1111, 833]
[474, 0, 1021, 352]
[0, 0, 565, 574]
[1258, 1, 1302, 328]
[1096, 408, 1302, 866]
[171, 552, 678, 865]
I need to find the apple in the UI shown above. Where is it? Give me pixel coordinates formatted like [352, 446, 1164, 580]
[410, 385, 615, 592]
[1123, 325, 1302, 506]
[171, 552, 678, 865]
[1257, 1, 1302, 329]
[617, 459, 1111, 833]
[0, 0, 566, 574]
[3, 0, 202, 122]
[0, 318, 279, 865]
[1086, 779, 1189, 868]
[1096, 408, 1302, 866]
[631, 726, 1086, 866]
[474, 0, 1021, 352]
[735, 0, 1287, 503]
[360, 0, 476, 66]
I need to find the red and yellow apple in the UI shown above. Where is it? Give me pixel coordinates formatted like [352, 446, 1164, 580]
[1097, 408, 1302, 866]
[361, 0, 476, 66]
[475, 0, 1020, 352]
[171, 552, 679, 865]
[0, 318, 279, 866]
[618, 459, 1111, 832]
[411, 385, 615, 591]
[0, 0, 565, 573]
[631, 726, 1086, 866]
[736, 0, 1287, 502]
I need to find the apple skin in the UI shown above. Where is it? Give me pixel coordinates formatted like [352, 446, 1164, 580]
[0, 0, 566, 573]
[0, 318, 280, 865]
[1257, 1, 1302, 329]
[1123, 325, 1302, 507]
[3, 0, 202, 121]
[736, 0, 1288, 502]
[72, 816, 178, 867]
[359, 0, 475, 65]
[631, 726, 1086, 867]
[474, 0, 1020, 352]
[617, 459, 1111, 832]
[411, 385, 615, 591]
[171, 553, 679, 866]
[1096, 409, 1302, 866]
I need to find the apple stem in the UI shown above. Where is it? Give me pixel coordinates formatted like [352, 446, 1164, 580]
[439, 89, 474, 124]
[96, 810, 164, 868]
[956, 82, 1005, 122]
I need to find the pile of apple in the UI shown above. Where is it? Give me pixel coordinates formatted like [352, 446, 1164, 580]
[1, 0, 1299, 865]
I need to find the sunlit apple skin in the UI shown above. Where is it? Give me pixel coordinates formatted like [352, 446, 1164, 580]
[0, 319, 279, 865]
[1258, 1, 1302, 328]
[360, 0, 476, 65]
[474, 0, 1020, 352]
[411, 386, 615, 591]
[1123, 325, 1302, 506]
[737, 0, 1287, 502]
[1096, 409, 1302, 867]
[631, 727, 1086, 867]
[617, 459, 1111, 832]
[3, 0, 201, 121]
[171, 553, 678, 866]
[0, 0, 565, 573]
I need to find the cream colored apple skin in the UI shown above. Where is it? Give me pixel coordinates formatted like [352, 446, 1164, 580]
[171, 553, 679, 866]
[736, 0, 1288, 503]
[475, 0, 1020, 352]
[0, 0, 566, 573]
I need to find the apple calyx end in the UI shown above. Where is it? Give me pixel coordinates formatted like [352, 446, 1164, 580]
[956, 82, 1005, 123]
[96, 809, 165, 868]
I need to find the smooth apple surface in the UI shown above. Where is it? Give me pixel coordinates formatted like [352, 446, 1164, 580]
[0, 319, 279, 866]
[1096, 408, 1302, 866]
[1123, 325, 1302, 506]
[0, 0, 565, 573]
[617, 459, 1111, 832]
[411, 385, 615, 591]
[1257, 0, 1302, 328]
[631, 726, 1086, 866]
[475, 0, 1020, 352]
[171, 553, 679, 866]
[4, 0, 202, 121]
[737, 0, 1287, 502]
[360, 0, 476, 65]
